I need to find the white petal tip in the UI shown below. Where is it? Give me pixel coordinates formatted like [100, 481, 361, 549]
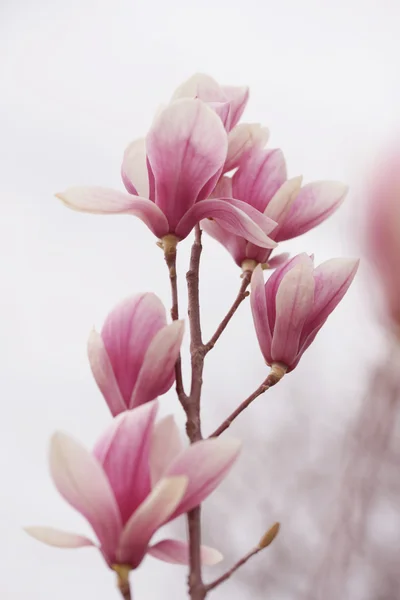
[24, 526, 94, 549]
[201, 547, 224, 566]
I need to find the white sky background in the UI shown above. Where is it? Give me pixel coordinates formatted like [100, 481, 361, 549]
[1, 0, 400, 598]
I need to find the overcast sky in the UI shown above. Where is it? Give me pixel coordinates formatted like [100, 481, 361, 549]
[1, 0, 400, 598]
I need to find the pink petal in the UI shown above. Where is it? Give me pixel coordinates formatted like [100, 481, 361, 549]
[207, 101, 231, 130]
[56, 187, 169, 238]
[264, 254, 312, 333]
[224, 123, 269, 174]
[175, 198, 276, 247]
[276, 181, 348, 241]
[250, 266, 273, 362]
[101, 294, 167, 407]
[232, 148, 287, 213]
[171, 73, 224, 102]
[49, 432, 122, 561]
[221, 85, 249, 130]
[264, 177, 303, 238]
[131, 320, 185, 408]
[93, 401, 158, 525]
[304, 258, 359, 337]
[87, 330, 127, 417]
[149, 415, 184, 485]
[121, 138, 149, 197]
[148, 539, 223, 565]
[146, 99, 227, 230]
[221, 198, 277, 236]
[210, 175, 233, 199]
[24, 527, 94, 549]
[267, 253, 291, 269]
[271, 260, 315, 367]
[201, 218, 247, 266]
[164, 438, 241, 518]
[117, 476, 188, 568]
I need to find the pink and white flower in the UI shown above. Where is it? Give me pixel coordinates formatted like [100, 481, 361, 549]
[171, 73, 270, 174]
[88, 293, 184, 416]
[57, 98, 276, 250]
[250, 254, 359, 371]
[365, 149, 400, 328]
[171, 73, 249, 132]
[203, 147, 348, 268]
[26, 401, 241, 571]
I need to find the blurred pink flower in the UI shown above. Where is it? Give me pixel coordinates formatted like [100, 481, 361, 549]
[88, 293, 184, 416]
[57, 98, 276, 249]
[171, 73, 270, 174]
[250, 254, 359, 371]
[203, 147, 348, 269]
[365, 150, 400, 328]
[25, 401, 240, 571]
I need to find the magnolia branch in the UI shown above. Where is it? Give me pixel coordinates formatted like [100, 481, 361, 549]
[163, 234, 187, 406]
[205, 523, 280, 593]
[185, 225, 206, 600]
[204, 269, 252, 353]
[187, 225, 205, 432]
[210, 363, 287, 438]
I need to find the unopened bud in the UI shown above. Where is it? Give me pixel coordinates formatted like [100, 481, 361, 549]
[257, 522, 280, 549]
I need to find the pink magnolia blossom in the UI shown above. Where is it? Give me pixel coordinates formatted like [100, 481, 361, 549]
[203, 147, 348, 269]
[250, 254, 359, 371]
[57, 98, 276, 250]
[365, 149, 400, 328]
[171, 73, 270, 174]
[171, 72, 249, 132]
[88, 293, 184, 416]
[25, 401, 241, 572]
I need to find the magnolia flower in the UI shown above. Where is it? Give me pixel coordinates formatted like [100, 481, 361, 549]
[171, 72, 249, 132]
[171, 72, 270, 174]
[203, 147, 348, 269]
[88, 293, 184, 416]
[26, 401, 241, 573]
[57, 98, 276, 250]
[365, 149, 400, 329]
[250, 254, 359, 371]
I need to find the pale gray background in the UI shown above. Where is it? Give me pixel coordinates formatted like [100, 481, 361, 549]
[1, 0, 400, 598]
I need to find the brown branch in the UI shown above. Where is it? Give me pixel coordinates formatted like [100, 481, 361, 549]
[209, 363, 287, 438]
[118, 585, 131, 600]
[185, 225, 207, 600]
[204, 269, 252, 354]
[162, 234, 187, 407]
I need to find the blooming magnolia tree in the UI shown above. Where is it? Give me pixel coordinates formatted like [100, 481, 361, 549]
[25, 74, 359, 599]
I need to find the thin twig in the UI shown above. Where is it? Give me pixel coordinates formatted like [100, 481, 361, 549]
[118, 584, 131, 600]
[113, 565, 132, 600]
[209, 363, 287, 438]
[206, 547, 260, 592]
[205, 522, 280, 593]
[204, 269, 252, 354]
[162, 234, 187, 407]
